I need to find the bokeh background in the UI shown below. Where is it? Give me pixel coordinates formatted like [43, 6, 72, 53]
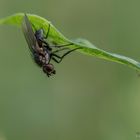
[0, 0, 140, 140]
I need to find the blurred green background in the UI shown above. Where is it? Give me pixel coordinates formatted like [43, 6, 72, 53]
[0, 0, 140, 140]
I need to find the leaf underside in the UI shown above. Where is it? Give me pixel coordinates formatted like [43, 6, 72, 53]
[0, 13, 140, 71]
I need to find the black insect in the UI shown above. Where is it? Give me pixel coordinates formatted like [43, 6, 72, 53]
[22, 14, 79, 77]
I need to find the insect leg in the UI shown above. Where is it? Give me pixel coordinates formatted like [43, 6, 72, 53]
[51, 43, 73, 48]
[51, 57, 61, 63]
[43, 42, 73, 51]
[51, 47, 80, 63]
[42, 40, 49, 45]
[52, 47, 70, 53]
[31, 23, 37, 31]
[45, 24, 51, 39]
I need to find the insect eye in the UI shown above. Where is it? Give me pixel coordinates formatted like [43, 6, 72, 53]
[43, 64, 55, 76]
[52, 70, 56, 74]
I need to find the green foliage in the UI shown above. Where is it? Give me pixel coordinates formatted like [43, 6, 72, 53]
[0, 13, 140, 71]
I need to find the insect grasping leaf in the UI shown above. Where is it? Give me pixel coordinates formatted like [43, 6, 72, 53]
[0, 13, 140, 72]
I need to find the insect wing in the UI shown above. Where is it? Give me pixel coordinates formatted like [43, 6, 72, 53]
[22, 14, 40, 53]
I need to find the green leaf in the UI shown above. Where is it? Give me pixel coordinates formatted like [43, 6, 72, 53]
[0, 13, 140, 71]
